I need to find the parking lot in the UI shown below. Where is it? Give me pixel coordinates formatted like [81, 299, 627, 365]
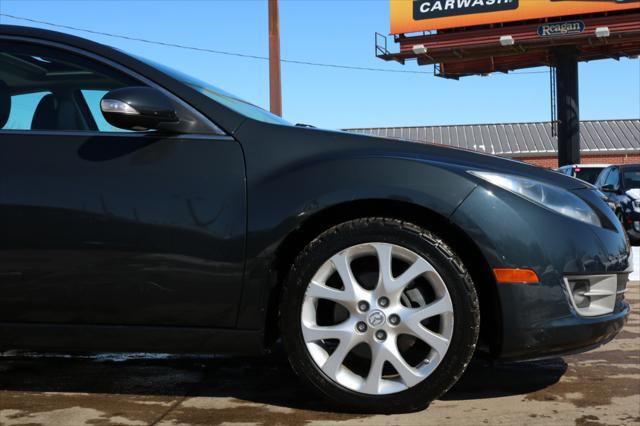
[1, 255, 639, 426]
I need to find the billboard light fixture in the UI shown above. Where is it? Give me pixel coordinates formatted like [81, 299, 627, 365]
[412, 44, 428, 55]
[500, 35, 515, 46]
[595, 27, 610, 38]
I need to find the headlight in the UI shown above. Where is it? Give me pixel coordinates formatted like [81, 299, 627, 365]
[633, 200, 640, 213]
[469, 171, 601, 227]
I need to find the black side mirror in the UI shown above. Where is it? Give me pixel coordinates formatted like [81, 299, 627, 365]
[601, 184, 617, 193]
[101, 87, 183, 132]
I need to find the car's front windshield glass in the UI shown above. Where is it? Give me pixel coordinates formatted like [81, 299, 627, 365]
[623, 167, 640, 190]
[136, 55, 291, 126]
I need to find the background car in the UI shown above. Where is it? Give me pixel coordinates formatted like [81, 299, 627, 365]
[595, 164, 640, 245]
[556, 163, 610, 184]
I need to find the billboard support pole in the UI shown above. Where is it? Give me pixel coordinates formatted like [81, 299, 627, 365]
[555, 48, 580, 167]
[268, 0, 282, 116]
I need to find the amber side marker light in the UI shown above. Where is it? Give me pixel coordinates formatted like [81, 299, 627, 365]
[493, 268, 540, 284]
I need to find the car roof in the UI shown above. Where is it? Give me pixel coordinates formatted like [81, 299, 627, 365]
[570, 164, 611, 168]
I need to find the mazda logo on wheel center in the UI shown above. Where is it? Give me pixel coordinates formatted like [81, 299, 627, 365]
[367, 310, 386, 328]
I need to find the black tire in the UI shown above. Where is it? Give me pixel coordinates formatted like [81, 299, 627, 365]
[279, 217, 480, 413]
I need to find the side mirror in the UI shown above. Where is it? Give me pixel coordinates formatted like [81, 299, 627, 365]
[101, 87, 183, 132]
[601, 184, 617, 193]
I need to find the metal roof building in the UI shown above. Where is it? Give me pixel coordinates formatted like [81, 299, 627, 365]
[346, 119, 639, 168]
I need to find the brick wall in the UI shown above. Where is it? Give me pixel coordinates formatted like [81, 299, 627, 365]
[517, 153, 640, 169]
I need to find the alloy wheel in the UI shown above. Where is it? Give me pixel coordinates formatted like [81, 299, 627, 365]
[301, 242, 454, 395]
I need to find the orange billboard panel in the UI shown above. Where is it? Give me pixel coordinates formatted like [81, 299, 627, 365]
[390, 0, 640, 34]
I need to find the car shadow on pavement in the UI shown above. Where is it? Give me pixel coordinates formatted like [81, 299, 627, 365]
[0, 350, 567, 413]
[442, 357, 567, 400]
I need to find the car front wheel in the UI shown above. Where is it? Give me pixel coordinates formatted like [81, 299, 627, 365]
[279, 218, 480, 412]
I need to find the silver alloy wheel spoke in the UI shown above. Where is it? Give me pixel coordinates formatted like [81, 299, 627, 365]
[301, 321, 353, 343]
[401, 297, 453, 357]
[376, 244, 436, 298]
[363, 343, 387, 393]
[403, 322, 450, 358]
[364, 341, 424, 393]
[322, 336, 360, 378]
[302, 242, 455, 395]
[374, 243, 395, 292]
[385, 343, 424, 388]
[306, 280, 355, 305]
[330, 252, 359, 297]
[408, 296, 453, 323]
[394, 257, 437, 292]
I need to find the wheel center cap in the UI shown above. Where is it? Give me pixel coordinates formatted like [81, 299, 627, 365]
[367, 310, 386, 328]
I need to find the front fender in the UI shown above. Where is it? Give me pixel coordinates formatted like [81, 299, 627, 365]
[234, 121, 477, 330]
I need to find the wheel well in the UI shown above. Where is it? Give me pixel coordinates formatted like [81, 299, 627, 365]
[264, 199, 503, 357]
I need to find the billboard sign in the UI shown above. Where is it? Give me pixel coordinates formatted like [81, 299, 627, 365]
[391, 0, 640, 34]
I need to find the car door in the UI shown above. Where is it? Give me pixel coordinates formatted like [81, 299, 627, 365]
[595, 167, 609, 188]
[604, 167, 623, 203]
[598, 167, 625, 219]
[608, 167, 630, 220]
[0, 40, 246, 328]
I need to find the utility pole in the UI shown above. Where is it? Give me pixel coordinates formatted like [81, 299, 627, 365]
[268, 0, 282, 116]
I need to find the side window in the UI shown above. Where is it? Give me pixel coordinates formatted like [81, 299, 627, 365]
[4, 91, 51, 129]
[596, 168, 610, 188]
[605, 168, 620, 189]
[0, 42, 144, 132]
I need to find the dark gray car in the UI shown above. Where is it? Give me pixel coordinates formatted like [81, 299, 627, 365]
[0, 25, 632, 412]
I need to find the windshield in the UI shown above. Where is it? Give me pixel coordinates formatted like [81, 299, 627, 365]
[623, 167, 640, 190]
[574, 167, 604, 184]
[136, 55, 290, 126]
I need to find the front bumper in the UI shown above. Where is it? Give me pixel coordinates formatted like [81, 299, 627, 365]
[624, 211, 640, 243]
[452, 185, 631, 361]
[496, 275, 629, 361]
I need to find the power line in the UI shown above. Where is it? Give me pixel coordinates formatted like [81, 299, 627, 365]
[0, 13, 548, 76]
[0, 13, 433, 74]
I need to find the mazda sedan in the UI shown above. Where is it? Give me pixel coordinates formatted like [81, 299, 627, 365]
[0, 25, 631, 412]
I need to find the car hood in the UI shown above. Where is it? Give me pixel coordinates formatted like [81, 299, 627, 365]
[627, 188, 640, 201]
[327, 129, 591, 191]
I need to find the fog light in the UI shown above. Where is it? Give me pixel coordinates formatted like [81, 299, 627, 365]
[571, 280, 590, 308]
[564, 275, 618, 317]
